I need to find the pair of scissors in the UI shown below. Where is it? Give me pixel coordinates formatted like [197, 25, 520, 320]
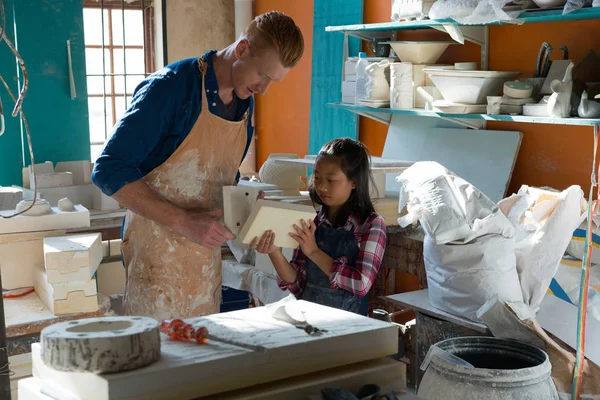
[534, 42, 553, 78]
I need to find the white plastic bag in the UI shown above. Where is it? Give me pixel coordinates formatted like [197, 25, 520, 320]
[397, 162, 515, 245]
[428, 0, 523, 25]
[424, 233, 522, 321]
[498, 185, 586, 312]
[397, 162, 521, 321]
[566, 200, 600, 264]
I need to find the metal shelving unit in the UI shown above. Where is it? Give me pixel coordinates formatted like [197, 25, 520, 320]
[326, 7, 600, 128]
[328, 102, 600, 126]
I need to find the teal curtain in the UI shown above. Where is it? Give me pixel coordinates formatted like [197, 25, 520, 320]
[308, 0, 363, 155]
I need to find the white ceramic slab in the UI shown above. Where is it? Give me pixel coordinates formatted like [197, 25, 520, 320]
[0, 205, 90, 234]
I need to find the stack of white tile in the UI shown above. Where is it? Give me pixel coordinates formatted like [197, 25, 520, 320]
[33, 233, 102, 315]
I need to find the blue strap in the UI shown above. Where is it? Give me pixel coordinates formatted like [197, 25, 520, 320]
[549, 278, 573, 304]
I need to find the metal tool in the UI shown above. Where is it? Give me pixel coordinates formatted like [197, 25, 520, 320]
[270, 306, 328, 335]
[558, 45, 569, 60]
[534, 42, 553, 78]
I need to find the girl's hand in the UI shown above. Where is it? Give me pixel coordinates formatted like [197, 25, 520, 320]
[290, 219, 318, 257]
[249, 230, 279, 254]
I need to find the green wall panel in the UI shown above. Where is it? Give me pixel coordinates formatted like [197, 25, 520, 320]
[308, 0, 363, 156]
[0, 0, 25, 186]
[13, 0, 90, 167]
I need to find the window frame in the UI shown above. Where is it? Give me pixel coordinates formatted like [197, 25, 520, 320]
[83, 0, 155, 151]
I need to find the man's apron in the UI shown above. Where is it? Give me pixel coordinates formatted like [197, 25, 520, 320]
[122, 57, 248, 320]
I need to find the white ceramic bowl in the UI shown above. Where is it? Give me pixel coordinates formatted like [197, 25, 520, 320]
[384, 41, 456, 64]
[532, 0, 567, 8]
[424, 69, 522, 104]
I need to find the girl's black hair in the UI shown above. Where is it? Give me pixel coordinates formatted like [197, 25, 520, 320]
[308, 137, 376, 227]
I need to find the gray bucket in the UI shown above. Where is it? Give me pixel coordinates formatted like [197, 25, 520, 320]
[417, 337, 559, 400]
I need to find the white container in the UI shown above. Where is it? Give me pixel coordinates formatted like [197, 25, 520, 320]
[424, 69, 521, 104]
[355, 52, 370, 103]
[384, 41, 455, 64]
[390, 62, 414, 110]
[415, 86, 443, 108]
[392, 0, 437, 20]
[454, 62, 477, 70]
[503, 80, 533, 99]
[365, 61, 391, 101]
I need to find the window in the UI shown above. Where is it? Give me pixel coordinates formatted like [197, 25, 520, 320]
[83, 0, 155, 161]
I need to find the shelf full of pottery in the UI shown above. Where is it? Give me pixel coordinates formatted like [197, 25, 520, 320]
[339, 41, 600, 125]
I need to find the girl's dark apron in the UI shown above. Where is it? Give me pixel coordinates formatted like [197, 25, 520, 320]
[298, 226, 369, 316]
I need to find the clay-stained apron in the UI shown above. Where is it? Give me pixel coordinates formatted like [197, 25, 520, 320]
[122, 57, 248, 321]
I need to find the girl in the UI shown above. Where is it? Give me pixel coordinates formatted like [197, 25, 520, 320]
[250, 138, 387, 315]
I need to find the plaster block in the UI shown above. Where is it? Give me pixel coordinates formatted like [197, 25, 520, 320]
[0, 230, 67, 290]
[33, 262, 98, 315]
[29, 301, 399, 399]
[43, 233, 102, 280]
[33, 263, 97, 300]
[239, 200, 316, 249]
[13, 185, 34, 200]
[54, 161, 93, 185]
[223, 185, 260, 235]
[0, 205, 90, 235]
[102, 239, 122, 257]
[0, 187, 23, 211]
[97, 260, 126, 297]
[32, 172, 73, 190]
[33, 264, 98, 315]
[45, 266, 99, 284]
[18, 377, 53, 400]
[92, 185, 121, 211]
[23, 162, 54, 188]
[34, 184, 94, 208]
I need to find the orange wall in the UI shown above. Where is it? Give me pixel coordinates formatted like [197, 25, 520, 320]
[256, 0, 599, 196]
[254, 0, 314, 168]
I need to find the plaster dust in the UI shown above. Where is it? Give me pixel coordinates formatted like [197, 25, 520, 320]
[123, 216, 222, 320]
[151, 148, 233, 211]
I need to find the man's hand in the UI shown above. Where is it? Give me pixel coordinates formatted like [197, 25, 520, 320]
[173, 209, 235, 249]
